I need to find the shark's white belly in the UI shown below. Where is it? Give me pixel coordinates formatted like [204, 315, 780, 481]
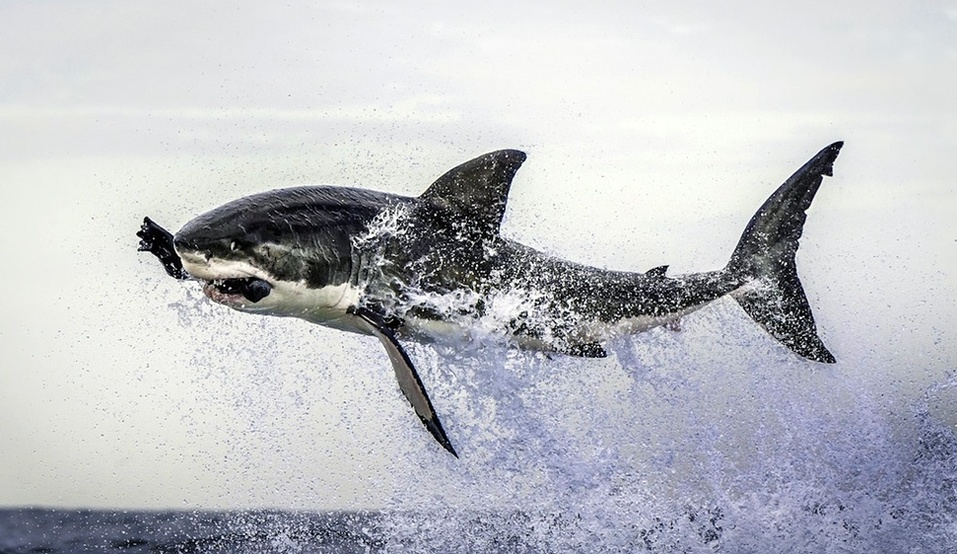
[576, 305, 700, 339]
[272, 280, 364, 331]
[400, 300, 708, 354]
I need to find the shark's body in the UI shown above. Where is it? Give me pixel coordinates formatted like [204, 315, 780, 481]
[138, 142, 843, 456]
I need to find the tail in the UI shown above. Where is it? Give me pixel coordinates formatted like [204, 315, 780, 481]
[727, 142, 843, 363]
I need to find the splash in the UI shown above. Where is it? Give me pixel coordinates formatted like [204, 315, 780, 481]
[371, 306, 957, 552]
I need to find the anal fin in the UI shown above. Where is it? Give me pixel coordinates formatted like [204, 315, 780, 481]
[348, 306, 458, 457]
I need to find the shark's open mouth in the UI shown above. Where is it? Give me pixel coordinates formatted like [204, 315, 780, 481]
[203, 277, 272, 304]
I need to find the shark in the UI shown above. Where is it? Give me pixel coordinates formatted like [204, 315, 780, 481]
[138, 142, 843, 457]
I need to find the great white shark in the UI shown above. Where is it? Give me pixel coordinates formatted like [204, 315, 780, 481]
[138, 142, 843, 457]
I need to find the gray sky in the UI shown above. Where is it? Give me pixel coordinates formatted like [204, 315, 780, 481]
[1, 0, 955, 510]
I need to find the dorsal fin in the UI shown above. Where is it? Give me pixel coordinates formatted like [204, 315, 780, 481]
[646, 265, 669, 278]
[420, 149, 526, 239]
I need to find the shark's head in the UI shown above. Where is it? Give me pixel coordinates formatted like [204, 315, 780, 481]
[172, 186, 394, 321]
[173, 208, 278, 312]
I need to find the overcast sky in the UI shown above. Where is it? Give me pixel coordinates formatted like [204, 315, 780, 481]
[1, 0, 955, 510]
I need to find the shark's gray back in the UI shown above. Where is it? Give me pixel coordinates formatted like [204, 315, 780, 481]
[177, 186, 410, 287]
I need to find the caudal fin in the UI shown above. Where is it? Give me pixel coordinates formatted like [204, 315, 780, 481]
[727, 142, 842, 363]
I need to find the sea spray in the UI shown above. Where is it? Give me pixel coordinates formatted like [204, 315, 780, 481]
[373, 304, 957, 552]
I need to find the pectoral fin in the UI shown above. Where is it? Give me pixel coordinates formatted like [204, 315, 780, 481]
[348, 306, 458, 458]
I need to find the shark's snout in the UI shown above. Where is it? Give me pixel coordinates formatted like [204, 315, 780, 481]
[172, 231, 208, 256]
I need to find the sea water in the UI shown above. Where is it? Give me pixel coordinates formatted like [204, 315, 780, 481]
[0, 509, 381, 553]
[4, 302, 956, 553]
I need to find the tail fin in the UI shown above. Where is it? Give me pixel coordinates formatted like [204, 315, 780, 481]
[727, 142, 842, 363]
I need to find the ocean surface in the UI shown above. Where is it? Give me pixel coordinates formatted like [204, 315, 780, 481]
[0, 497, 952, 553]
[0, 505, 735, 553]
[0, 509, 384, 554]
[0, 507, 714, 553]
